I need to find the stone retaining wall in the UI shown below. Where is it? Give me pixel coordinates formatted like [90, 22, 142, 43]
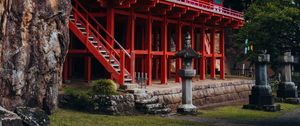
[59, 94, 136, 115]
[147, 80, 255, 110]
[91, 94, 135, 115]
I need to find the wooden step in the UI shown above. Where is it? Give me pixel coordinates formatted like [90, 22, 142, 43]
[125, 78, 132, 82]
[99, 50, 106, 53]
[111, 64, 119, 67]
[91, 41, 98, 44]
[78, 27, 85, 30]
[103, 54, 109, 58]
[88, 36, 94, 40]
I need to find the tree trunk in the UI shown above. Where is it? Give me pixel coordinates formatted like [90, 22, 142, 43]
[0, 0, 71, 114]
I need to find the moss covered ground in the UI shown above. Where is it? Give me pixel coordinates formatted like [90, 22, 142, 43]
[199, 103, 300, 121]
[50, 109, 214, 126]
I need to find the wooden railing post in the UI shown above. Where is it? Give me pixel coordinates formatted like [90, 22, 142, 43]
[120, 51, 125, 85]
[130, 51, 136, 83]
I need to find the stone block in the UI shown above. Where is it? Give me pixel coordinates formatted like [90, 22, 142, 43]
[14, 107, 50, 126]
[206, 88, 215, 97]
[214, 87, 225, 95]
[277, 82, 298, 98]
[0, 106, 23, 126]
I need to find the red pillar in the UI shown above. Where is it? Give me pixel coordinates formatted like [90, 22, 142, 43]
[107, 8, 115, 46]
[147, 16, 153, 85]
[191, 24, 195, 69]
[129, 12, 136, 82]
[175, 22, 182, 83]
[220, 29, 225, 79]
[210, 29, 216, 79]
[63, 57, 69, 81]
[131, 51, 136, 83]
[120, 51, 125, 85]
[200, 27, 206, 80]
[161, 17, 168, 84]
[84, 56, 91, 82]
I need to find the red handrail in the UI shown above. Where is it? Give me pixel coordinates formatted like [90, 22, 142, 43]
[169, 0, 244, 20]
[73, 0, 131, 58]
[72, 7, 121, 58]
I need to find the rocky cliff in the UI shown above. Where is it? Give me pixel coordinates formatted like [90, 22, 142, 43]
[0, 0, 71, 114]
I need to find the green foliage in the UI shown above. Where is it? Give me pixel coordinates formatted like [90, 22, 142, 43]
[90, 79, 118, 95]
[50, 109, 213, 126]
[199, 103, 300, 121]
[235, 0, 300, 71]
[61, 79, 119, 111]
[62, 86, 92, 111]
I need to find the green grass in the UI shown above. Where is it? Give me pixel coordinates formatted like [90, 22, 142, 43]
[198, 103, 300, 121]
[50, 109, 214, 126]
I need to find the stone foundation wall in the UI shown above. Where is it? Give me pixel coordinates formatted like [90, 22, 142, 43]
[59, 94, 135, 115]
[147, 80, 255, 110]
[91, 94, 135, 115]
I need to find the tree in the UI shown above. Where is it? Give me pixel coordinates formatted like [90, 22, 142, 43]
[235, 0, 300, 71]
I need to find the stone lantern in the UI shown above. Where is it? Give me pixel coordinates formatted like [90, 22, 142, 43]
[243, 52, 280, 111]
[175, 32, 201, 114]
[277, 52, 300, 102]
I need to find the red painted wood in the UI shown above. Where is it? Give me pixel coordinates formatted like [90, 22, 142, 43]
[120, 51, 125, 85]
[107, 8, 115, 47]
[147, 16, 153, 85]
[131, 51, 136, 83]
[175, 22, 182, 83]
[210, 29, 216, 79]
[220, 29, 225, 79]
[69, 6, 131, 85]
[200, 27, 206, 80]
[191, 24, 195, 69]
[130, 13, 136, 82]
[161, 17, 168, 84]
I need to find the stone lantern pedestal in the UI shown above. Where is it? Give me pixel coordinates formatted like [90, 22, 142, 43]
[243, 53, 280, 111]
[276, 52, 300, 103]
[175, 32, 201, 114]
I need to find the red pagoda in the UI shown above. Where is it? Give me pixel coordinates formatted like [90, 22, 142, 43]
[64, 0, 244, 86]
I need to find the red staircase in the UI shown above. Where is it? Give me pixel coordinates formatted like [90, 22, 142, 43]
[68, 0, 132, 85]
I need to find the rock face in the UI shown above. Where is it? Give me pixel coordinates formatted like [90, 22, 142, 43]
[0, 0, 71, 114]
[0, 106, 23, 126]
[15, 107, 50, 126]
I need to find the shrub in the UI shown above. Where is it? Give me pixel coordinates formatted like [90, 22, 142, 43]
[61, 86, 92, 111]
[90, 79, 118, 95]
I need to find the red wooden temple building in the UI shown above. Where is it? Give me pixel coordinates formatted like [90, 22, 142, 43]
[64, 0, 244, 86]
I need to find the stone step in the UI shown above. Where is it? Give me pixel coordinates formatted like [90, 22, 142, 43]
[147, 108, 172, 115]
[135, 96, 158, 104]
[144, 103, 164, 110]
[122, 84, 138, 91]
